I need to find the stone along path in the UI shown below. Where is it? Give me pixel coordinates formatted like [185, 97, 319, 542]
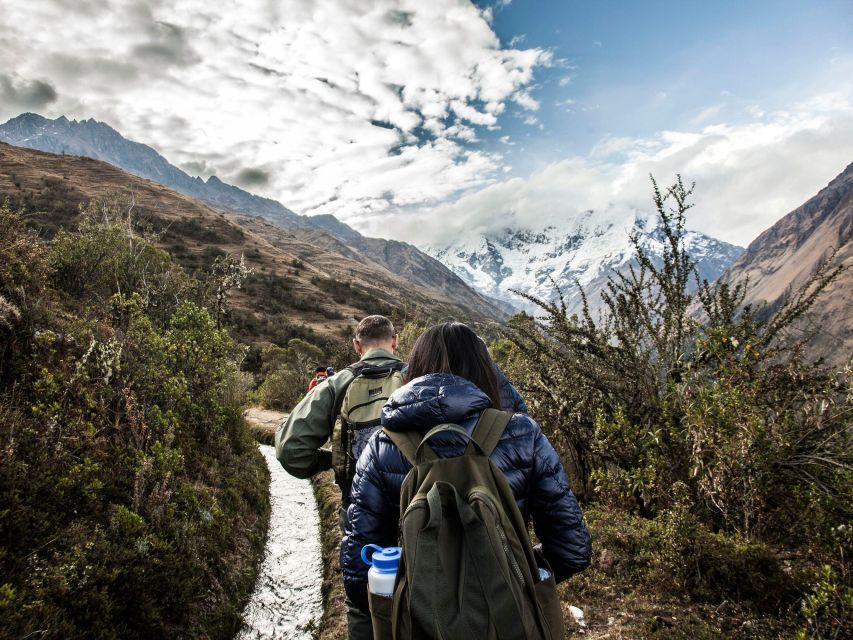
[237, 409, 324, 640]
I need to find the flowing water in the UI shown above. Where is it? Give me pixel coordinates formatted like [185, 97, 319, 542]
[237, 445, 323, 640]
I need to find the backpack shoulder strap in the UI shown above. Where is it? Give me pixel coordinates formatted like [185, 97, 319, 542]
[467, 408, 512, 457]
[383, 428, 437, 465]
[347, 360, 405, 379]
[346, 361, 370, 377]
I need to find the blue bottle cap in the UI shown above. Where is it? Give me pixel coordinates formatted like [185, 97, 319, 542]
[361, 544, 401, 571]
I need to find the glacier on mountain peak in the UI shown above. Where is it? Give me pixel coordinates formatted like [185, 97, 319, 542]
[423, 209, 743, 315]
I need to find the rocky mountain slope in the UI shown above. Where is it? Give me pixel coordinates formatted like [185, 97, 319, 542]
[0, 142, 506, 345]
[720, 162, 852, 367]
[426, 210, 743, 316]
[0, 113, 505, 314]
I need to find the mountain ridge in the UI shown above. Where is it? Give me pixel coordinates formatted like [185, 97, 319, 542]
[0, 112, 510, 318]
[0, 141, 507, 344]
[0, 112, 307, 228]
[720, 161, 852, 366]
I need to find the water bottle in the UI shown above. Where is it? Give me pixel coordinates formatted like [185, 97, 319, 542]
[361, 544, 401, 597]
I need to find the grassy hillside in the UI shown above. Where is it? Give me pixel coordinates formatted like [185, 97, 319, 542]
[0, 141, 505, 350]
[720, 162, 852, 368]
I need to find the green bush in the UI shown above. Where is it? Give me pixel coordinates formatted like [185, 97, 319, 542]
[0, 201, 269, 639]
[580, 504, 796, 613]
[255, 339, 324, 411]
[257, 366, 307, 411]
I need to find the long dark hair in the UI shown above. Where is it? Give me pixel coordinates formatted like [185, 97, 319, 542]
[406, 322, 502, 408]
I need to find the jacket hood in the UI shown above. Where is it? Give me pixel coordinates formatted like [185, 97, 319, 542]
[381, 373, 491, 433]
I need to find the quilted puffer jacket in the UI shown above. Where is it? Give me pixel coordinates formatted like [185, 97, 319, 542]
[340, 373, 592, 613]
[496, 364, 528, 413]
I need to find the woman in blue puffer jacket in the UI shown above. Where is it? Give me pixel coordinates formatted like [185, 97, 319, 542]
[340, 322, 592, 623]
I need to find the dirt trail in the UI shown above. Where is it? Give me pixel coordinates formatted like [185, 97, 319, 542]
[243, 407, 288, 431]
[243, 407, 288, 445]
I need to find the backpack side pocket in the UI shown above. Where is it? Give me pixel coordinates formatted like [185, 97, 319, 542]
[367, 591, 394, 640]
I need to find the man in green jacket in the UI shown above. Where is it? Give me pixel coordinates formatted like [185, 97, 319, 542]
[275, 314, 402, 485]
[276, 315, 402, 640]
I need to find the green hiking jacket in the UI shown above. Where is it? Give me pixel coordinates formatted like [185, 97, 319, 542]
[275, 348, 403, 479]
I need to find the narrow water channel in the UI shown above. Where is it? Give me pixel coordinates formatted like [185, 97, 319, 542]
[237, 445, 324, 640]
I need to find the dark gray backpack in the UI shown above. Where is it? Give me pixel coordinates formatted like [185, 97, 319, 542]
[375, 409, 565, 640]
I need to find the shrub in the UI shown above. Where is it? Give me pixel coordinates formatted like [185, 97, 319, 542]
[257, 366, 307, 411]
[255, 339, 325, 411]
[500, 177, 851, 631]
[0, 201, 269, 639]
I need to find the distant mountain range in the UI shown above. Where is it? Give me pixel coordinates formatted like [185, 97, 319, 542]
[0, 113, 747, 320]
[0, 141, 508, 343]
[425, 211, 743, 316]
[0, 113, 508, 320]
[720, 162, 852, 367]
[3, 112, 848, 366]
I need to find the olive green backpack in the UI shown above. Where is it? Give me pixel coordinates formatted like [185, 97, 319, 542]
[334, 362, 405, 503]
[372, 409, 565, 640]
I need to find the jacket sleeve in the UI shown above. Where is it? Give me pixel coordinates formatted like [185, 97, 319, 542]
[527, 422, 591, 582]
[275, 372, 351, 479]
[340, 435, 399, 613]
[494, 364, 529, 413]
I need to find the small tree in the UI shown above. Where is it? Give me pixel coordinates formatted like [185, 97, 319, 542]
[49, 196, 190, 324]
[208, 253, 253, 330]
[256, 339, 326, 411]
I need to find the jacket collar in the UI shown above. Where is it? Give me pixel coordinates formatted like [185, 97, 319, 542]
[381, 373, 491, 432]
[360, 347, 401, 362]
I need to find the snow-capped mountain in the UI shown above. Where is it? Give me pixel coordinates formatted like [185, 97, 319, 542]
[425, 209, 743, 315]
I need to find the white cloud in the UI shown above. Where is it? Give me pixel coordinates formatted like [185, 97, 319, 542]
[589, 135, 644, 158]
[512, 90, 540, 111]
[451, 100, 498, 126]
[554, 98, 576, 111]
[691, 104, 723, 125]
[367, 94, 853, 247]
[0, 0, 550, 221]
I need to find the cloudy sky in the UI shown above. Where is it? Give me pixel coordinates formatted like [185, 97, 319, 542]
[1, 0, 851, 246]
